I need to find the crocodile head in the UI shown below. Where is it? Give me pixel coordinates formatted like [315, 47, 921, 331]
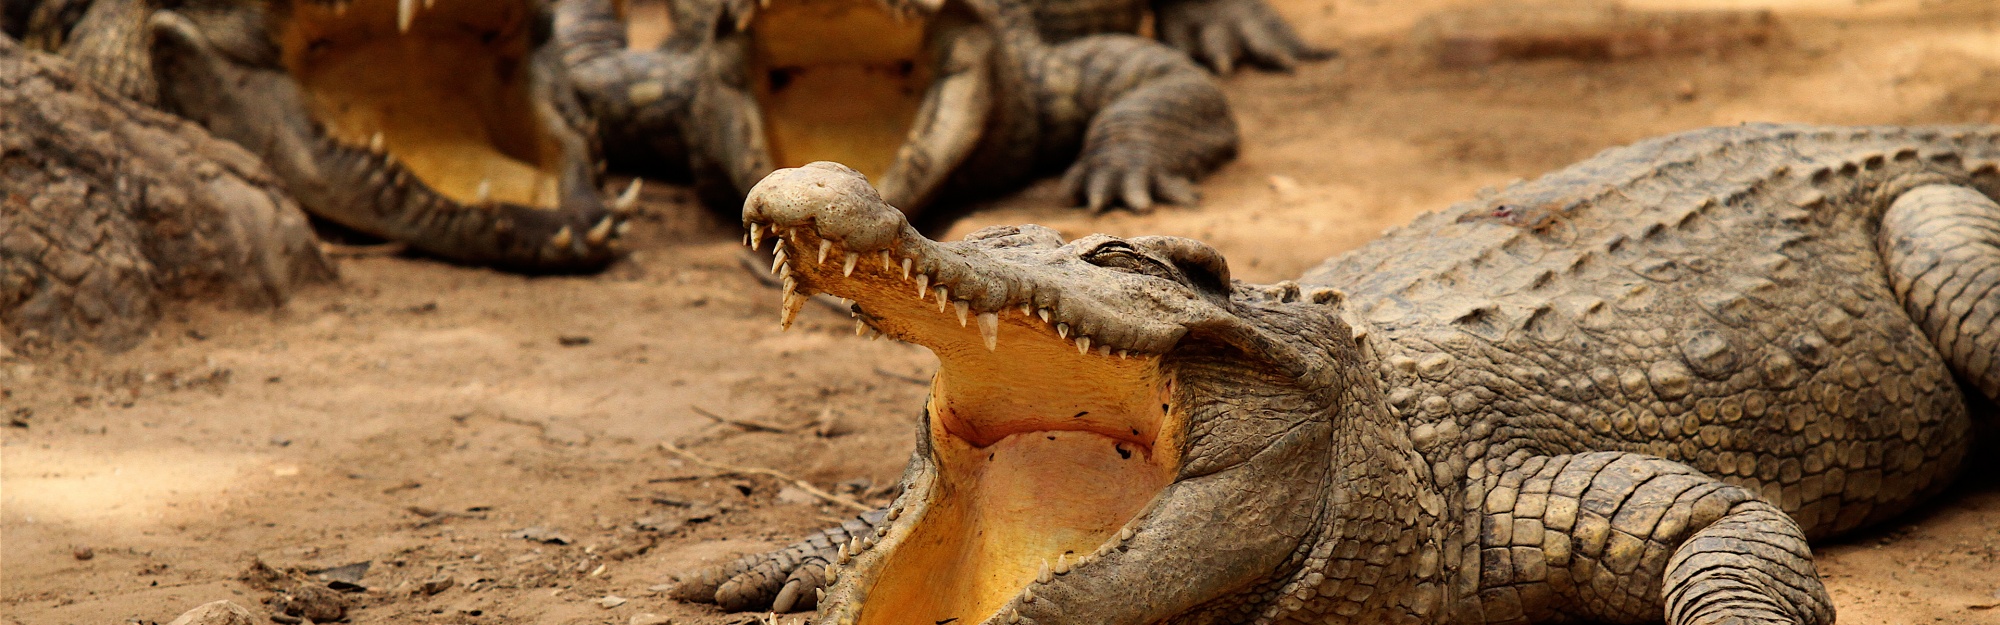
[697, 0, 998, 212]
[743, 163, 1366, 624]
[144, 0, 631, 271]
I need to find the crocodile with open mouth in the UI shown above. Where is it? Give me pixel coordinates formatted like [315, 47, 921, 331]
[553, 0, 1242, 214]
[15, 0, 634, 271]
[683, 124, 2000, 624]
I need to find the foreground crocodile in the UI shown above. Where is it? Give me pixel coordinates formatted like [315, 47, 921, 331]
[554, 0, 1241, 214]
[2, 37, 333, 351]
[683, 124, 2000, 624]
[14, 0, 633, 271]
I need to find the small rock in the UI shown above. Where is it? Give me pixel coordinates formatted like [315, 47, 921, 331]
[72, 546, 94, 560]
[774, 487, 818, 506]
[415, 576, 454, 596]
[629, 613, 671, 625]
[509, 526, 574, 545]
[558, 335, 592, 347]
[597, 595, 628, 609]
[1268, 175, 1304, 201]
[274, 583, 347, 623]
[165, 600, 256, 625]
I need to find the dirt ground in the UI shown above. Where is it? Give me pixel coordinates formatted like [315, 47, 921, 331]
[5, 0, 2000, 623]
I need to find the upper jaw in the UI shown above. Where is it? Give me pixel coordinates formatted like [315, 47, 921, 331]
[742, 162, 1213, 356]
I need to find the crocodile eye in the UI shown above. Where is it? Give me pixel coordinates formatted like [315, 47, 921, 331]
[1084, 241, 1175, 280]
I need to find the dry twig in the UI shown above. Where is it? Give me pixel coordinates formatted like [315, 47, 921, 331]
[658, 441, 871, 512]
[690, 404, 794, 433]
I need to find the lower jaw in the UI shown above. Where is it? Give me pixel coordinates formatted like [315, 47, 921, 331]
[852, 428, 1174, 625]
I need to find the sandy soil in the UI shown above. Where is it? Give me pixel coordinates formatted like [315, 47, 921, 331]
[5, 0, 2000, 623]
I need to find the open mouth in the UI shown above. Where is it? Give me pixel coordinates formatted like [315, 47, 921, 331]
[725, 0, 989, 209]
[281, 0, 569, 210]
[744, 176, 1186, 624]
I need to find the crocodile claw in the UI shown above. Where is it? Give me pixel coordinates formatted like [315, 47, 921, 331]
[1156, 0, 1335, 74]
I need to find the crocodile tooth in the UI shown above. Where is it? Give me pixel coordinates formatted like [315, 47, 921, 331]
[977, 312, 999, 351]
[748, 223, 764, 249]
[818, 239, 833, 263]
[1037, 560, 1051, 584]
[551, 226, 573, 250]
[397, 0, 416, 32]
[916, 274, 930, 298]
[1117, 527, 1135, 542]
[842, 252, 859, 277]
[954, 301, 969, 326]
[1022, 586, 1035, 603]
[585, 217, 614, 246]
[1006, 610, 1022, 625]
[615, 222, 632, 237]
[1076, 336, 1090, 354]
[855, 320, 869, 336]
[1117, 350, 1129, 359]
[1038, 308, 1052, 322]
[900, 258, 912, 279]
[780, 289, 806, 329]
[880, 250, 894, 270]
[1056, 323, 1070, 339]
[613, 179, 642, 215]
[772, 248, 788, 274]
[1097, 345, 1112, 356]
[816, 588, 826, 603]
[369, 132, 385, 153]
[836, 543, 850, 563]
[935, 288, 950, 312]
[1019, 304, 1034, 317]
[475, 179, 492, 205]
[1054, 553, 1070, 574]
[823, 564, 835, 579]
[886, 506, 901, 521]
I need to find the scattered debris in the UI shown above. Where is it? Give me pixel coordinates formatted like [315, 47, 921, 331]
[872, 367, 929, 386]
[558, 335, 593, 347]
[268, 435, 292, 447]
[509, 526, 574, 545]
[310, 561, 370, 591]
[380, 480, 422, 495]
[164, 600, 256, 625]
[775, 486, 820, 506]
[72, 546, 93, 561]
[239, 559, 290, 591]
[658, 442, 870, 512]
[8, 407, 31, 428]
[598, 533, 662, 560]
[405, 301, 439, 314]
[597, 595, 629, 609]
[629, 613, 672, 625]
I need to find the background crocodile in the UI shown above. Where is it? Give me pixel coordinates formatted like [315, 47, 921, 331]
[554, 0, 1245, 215]
[10, 0, 633, 271]
[1, 37, 334, 352]
[684, 124, 1999, 624]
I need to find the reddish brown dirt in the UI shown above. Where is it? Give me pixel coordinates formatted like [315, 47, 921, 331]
[5, 1, 1999, 623]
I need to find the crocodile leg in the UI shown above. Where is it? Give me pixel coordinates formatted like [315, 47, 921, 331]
[1879, 184, 2000, 402]
[1474, 452, 1832, 625]
[552, 0, 701, 178]
[1151, 0, 1332, 74]
[670, 509, 890, 613]
[41, 0, 156, 104]
[1038, 36, 1238, 212]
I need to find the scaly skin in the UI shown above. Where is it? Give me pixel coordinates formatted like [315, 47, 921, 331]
[688, 124, 2000, 624]
[1, 37, 334, 351]
[555, 0, 1239, 214]
[16, 0, 634, 272]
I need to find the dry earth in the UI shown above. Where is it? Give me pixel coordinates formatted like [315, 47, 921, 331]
[5, 0, 2000, 623]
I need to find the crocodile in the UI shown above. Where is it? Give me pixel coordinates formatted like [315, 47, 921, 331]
[13, 0, 635, 271]
[552, 0, 1245, 214]
[2, 37, 334, 352]
[681, 124, 2000, 624]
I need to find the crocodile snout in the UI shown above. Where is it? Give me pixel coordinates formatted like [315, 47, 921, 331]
[744, 162, 908, 253]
